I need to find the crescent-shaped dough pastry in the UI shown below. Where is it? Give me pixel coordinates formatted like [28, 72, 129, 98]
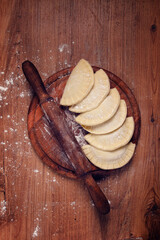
[60, 59, 94, 106]
[75, 88, 120, 126]
[82, 142, 136, 170]
[84, 117, 134, 151]
[69, 69, 110, 113]
[83, 100, 127, 134]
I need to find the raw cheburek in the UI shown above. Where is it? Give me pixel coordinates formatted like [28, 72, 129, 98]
[60, 59, 136, 170]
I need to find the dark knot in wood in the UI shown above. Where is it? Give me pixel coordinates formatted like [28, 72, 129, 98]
[145, 189, 160, 240]
[151, 116, 155, 123]
[150, 24, 157, 32]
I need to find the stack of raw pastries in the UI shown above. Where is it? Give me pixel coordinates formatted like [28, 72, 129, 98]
[60, 59, 136, 170]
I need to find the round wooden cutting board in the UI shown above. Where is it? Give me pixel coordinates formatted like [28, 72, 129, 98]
[27, 66, 141, 179]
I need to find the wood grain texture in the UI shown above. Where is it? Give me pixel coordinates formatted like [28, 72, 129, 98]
[0, 0, 159, 239]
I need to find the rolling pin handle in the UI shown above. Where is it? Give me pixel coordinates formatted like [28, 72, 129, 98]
[22, 60, 49, 101]
[84, 174, 110, 215]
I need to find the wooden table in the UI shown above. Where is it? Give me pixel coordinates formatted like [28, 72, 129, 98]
[0, 1, 159, 239]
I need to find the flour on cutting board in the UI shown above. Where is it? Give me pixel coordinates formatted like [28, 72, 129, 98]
[64, 109, 86, 146]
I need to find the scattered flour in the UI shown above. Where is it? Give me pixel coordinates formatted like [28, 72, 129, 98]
[5, 78, 14, 86]
[64, 59, 71, 67]
[41, 72, 48, 78]
[20, 92, 25, 98]
[52, 177, 57, 183]
[70, 201, 76, 209]
[43, 204, 48, 211]
[0, 86, 8, 91]
[0, 200, 7, 216]
[32, 225, 40, 238]
[58, 44, 70, 53]
[64, 109, 86, 146]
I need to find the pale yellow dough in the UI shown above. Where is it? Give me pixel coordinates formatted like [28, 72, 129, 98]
[60, 59, 94, 106]
[82, 100, 127, 134]
[84, 117, 134, 151]
[69, 69, 110, 113]
[75, 88, 120, 126]
[82, 142, 136, 170]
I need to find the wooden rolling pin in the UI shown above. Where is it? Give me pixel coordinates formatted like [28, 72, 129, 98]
[22, 60, 110, 214]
